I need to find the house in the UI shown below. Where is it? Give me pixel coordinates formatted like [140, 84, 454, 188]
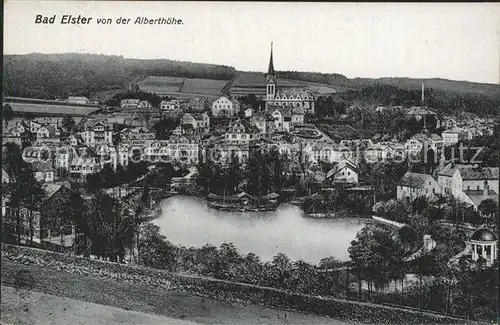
[67, 96, 90, 104]
[19, 183, 76, 240]
[54, 146, 78, 170]
[161, 99, 181, 111]
[442, 117, 457, 130]
[405, 132, 443, 158]
[278, 143, 301, 160]
[180, 112, 210, 131]
[137, 100, 153, 110]
[70, 156, 101, 178]
[121, 99, 140, 109]
[269, 106, 292, 132]
[80, 121, 114, 147]
[36, 124, 57, 139]
[325, 159, 358, 185]
[291, 108, 305, 125]
[32, 162, 55, 183]
[225, 120, 261, 145]
[397, 172, 442, 202]
[437, 163, 499, 210]
[210, 143, 250, 164]
[369, 142, 406, 162]
[442, 128, 471, 146]
[188, 97, 209, 113]
[119, 126, 156, 147]
[211, 96, 240, 118]
[303, 142, 342, 164]
[29, 120, 42, 133]
[68, 134, 84, 147]
[244, 108, 254, 118]
[166, 135, 200, 165]
[250, 111, 275, 135]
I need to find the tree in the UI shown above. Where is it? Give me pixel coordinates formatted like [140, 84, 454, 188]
[61, 116, 76, 135]
[2, 104, 15, 127]
[138, 223, 177, 270]
[348, 224, 405, 301]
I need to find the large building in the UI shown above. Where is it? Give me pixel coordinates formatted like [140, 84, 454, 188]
[264, 43, 315, 115]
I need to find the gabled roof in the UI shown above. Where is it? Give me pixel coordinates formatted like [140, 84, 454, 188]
[326, 159, 358, 179]
[398, 172, 434, 187]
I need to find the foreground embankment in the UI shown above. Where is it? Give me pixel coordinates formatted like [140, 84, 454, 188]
[1, 244, 486, 324]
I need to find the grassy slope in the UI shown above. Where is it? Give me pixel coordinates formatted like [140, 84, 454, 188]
[1, 259, 352, 325]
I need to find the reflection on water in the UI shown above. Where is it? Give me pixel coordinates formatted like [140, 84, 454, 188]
[153, 196, 367, 264]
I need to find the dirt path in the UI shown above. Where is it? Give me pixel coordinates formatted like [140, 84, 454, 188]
[1, 259, 354, 325]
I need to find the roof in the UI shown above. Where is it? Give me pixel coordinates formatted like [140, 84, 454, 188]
[31, 162, 54, 172]
[442, 128, 467, 134]
[438, 163, 499, 180]
[464, 190, 498, 208]
[406, 106, 436, 115]
[326, 159, 358, 179]
[398, 172, 434, 188]
[68, 96, 89, 101]
[41, 183, 62, 200]
[471, 228, 497, 242]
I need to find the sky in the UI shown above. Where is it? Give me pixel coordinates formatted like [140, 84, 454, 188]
[4, 1, 500, 84]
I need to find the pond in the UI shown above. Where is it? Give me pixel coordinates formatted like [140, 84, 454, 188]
[153, 196, 367, 264]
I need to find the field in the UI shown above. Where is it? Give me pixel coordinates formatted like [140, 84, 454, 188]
[230, 72, 349, 97]
[6, 102, 100, 117]
[137, 76, 229, 98]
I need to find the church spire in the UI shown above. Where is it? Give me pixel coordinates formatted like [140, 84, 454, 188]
[268, 42, 275, 75]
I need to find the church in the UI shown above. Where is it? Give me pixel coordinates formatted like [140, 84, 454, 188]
[264, 43, 315, 115]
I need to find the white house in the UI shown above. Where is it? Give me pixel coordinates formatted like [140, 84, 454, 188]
[405, 132, 443, 158]
[180, 112, 210, 131]
[161, 99, 181, 111]
[36, 124, 57, 139]
[437, 163, 499, 210]
[225, 120, 261, 145]
[397, 172, 442, 202]
[137, 100, 153, 110]
[32, 162, 55, 183]
[80, 121, 113, 147]
[211, 96, 240, 118]
[121, 99, 140, 109]
[441, 128, 471, 146]
[325, 159, 358, 185]
[68, 96, 90, 104]
[270, 107, 292, 132]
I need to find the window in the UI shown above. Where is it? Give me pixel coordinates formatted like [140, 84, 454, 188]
[348, 172, 350, 176]
[477, 185, 480, 190]
[432, 188, 435, 193]
[467, 185, 470, 190]
[429, 181, 431, 185]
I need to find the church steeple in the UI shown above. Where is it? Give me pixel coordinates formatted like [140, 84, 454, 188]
[268, 42, 275, 76]
[266, 42, 277, 102]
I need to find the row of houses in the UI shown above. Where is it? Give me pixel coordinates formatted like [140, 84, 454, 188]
[397, 163, 499, 210]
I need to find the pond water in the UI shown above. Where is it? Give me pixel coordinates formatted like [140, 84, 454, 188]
[153, 196, 367, 264]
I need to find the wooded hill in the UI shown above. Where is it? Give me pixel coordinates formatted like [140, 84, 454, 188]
[3, 53, 499, 116]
